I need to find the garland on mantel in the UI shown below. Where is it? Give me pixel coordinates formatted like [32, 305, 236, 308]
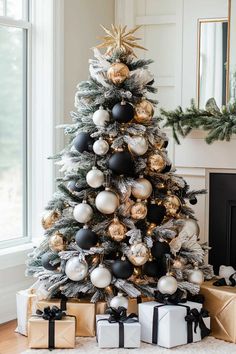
[160, 98, 236, 144]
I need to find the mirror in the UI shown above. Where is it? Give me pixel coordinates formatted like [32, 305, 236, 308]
[229, 0, 236, 101]
[197, 18, 228, 108]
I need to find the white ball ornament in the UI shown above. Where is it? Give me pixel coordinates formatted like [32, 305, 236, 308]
[128, 136, 148, 156]
[131, 177, 153, 200]
[178, 218, 200, 239]
[65, 256, 88, 281]
[86, 166, 104, 188]
[158, 274, 178, 295]
[73, 200, 93, 223]
[92, 107, 110, 127]
[110, 292, 128, 309]
[93, 137, 109, 156]
[188, 268, 204, 285]
[95, 188, 119, 214]
[90, 264, 112, 288]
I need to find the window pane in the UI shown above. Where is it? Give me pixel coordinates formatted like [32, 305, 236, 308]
[6, 0, 24, 20]
[0, 26, 26, 242]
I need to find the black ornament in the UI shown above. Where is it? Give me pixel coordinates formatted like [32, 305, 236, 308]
[143, 260, 161, 277]
[75, 228, 98, 250]
[111, 259, 134, 279]
[41, 252, 59, 271]
[162, 163, 172, 173]
[73, 132, 93, 153]
[190, 196, 198, 205]
[112, 101, 134, 123]
[147, 204, 166, 224]
[163, 140, 169, 148]
[151, 240, 170, 259]
[67, 180, 83, 193]
[108, 151, 134, 176]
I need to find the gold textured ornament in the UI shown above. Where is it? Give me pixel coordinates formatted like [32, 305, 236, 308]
[49, 232, 66, 252]
[41, 210, 61, 230]
[108, 217, 127, 242]
[107, 61, 130, 84]
[147, 152, 166, 173]
[147, 223, 157, 236]
[134, 100, 154, 123]
[130, 200, 147, 220]
[127, 242, 149, 266]
[164, 194, 181, 216]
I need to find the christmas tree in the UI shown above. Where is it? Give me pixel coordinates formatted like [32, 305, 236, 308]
[27, 25, 213, 303]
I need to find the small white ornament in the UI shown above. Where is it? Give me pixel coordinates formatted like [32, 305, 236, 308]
[86, 166, 104, 188]
[128, 136, 148, 156]
[110, 292, 128, 309]
[90, 264, 112, 288]
[92, 107, 110, 127]
[65, 256, 88, 281]
[158, 274, 178, 295]
[73, 200, 93, 223]
[188, 268, 204, 285]
[93, 137, 109, 156]
[95, 188, 119, 214]
[131, 177, 153, 200]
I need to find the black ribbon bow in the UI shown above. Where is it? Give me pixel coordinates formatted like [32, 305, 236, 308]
[185, 308, 211, 339]
[154, 288, 186, 305]
[213, 272, 236, 287]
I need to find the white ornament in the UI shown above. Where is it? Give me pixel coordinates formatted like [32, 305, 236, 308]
[131, 177, 153, 200]
[92, 107, 110, 127]
[128, 136, 148, 156]
[178, 218, 200, 239]
[90, 264, 112, 288]
[86, 166, 104, 188]
[158, 274, 178, 295]
[73, 201, 93, 223]
[110, 292, 128, 309]
[65, 256, 88, 281]
[93, 137, 109, 156]
[219, 265, 236, 280]
[188, 268, 204, 285]
[95, 188, 119, 214]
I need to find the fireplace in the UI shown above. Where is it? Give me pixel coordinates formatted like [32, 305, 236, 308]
[209, 172, 236, 273]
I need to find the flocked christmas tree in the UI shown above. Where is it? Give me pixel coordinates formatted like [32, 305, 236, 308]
[27, 25, 213, 303]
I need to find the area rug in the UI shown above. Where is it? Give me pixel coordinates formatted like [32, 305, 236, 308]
[22, 336, 236, 354]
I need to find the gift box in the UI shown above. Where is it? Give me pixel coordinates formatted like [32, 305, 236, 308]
[96, 312, 141, 348]
[37, 298, 107, 337]
[139, 301, 210, 348]
[200, 280, 236, 343]
[128, 296, 154, 315]
[16, 289, 37, 336]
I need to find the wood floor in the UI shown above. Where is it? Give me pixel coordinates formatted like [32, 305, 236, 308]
[0, 320, 28, 354]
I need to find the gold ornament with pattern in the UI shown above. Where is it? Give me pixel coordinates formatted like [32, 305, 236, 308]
[49, 232, 66, 252]
[108, 217, 127, 242]
[107, 61, 130, 85]
[42, 210, 61, 230]
[147, 152, 166, 173]
[130, 200, 147, 220]
[164, 194, 181, 216]
[134, 100, 154, 123]
[127, 242, 149, 266]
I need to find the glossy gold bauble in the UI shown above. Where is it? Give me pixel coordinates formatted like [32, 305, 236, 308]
[127, 242, 149, 266]
[134, 100, 154, 123]
[108, 217, 127, 242]
[49, 232, 66, 252]
[147, 152, 166, 173]
[147, 223, 157, 236]
[164, 195, 181, 216]
[130, 200, 147, 220]
[107, 62, 129, 85]
[131, 177, 153, 200]
[42, 210, 61, 230]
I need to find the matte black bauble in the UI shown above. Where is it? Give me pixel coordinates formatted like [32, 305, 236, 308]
[147, 204, 166, 224]
[143, 260, 160, 277]
[73, 132, 93, 153]
[190, 196, 198, 205]
[163, 140, 169, 148]
[151, 240, 170, 259]
[111, 259, 134, 279]
[41, 252, 60, 271]
[112, 102, 134, 123]
[162, 163, 172, 173]
[108, 151, 134, 176]
[75, 227, 98, 250]
[67, 180, 83, 193]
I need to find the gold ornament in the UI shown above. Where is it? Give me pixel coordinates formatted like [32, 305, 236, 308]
[147, 152, 166, 173]
[164, 194, 181, 216]
[147, 223, 157, 236]
[49, 232, 66, 252]
[131, 177, 153, 200]
[96, 24, 147, 57]
[134, 100, 154, 123]
[108, 217, 127, 242]
[107, 61, 129, 85]
[130, 200, 147, 220]
[42, 210, 61, 230]
[127, 242, 149, 266]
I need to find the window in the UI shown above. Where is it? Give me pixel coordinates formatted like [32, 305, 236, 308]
[0, 0, 30, 246]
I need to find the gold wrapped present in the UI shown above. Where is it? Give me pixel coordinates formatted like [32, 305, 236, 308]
[16, 289, 37, 336]
[128, 296, 154, 315]
[200, 280, 236, 343]
[37, 298, 107, 337]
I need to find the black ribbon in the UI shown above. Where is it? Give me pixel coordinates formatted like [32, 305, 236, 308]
[185, 308, 211, 339]
[213, 273, 236, 287]
[154, 289, 186, 305]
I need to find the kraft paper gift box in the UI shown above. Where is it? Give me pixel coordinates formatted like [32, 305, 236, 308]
[128, 296, 154, 315]
[200, 280, 236, 343]
[16, 289, 37, 336]
[28, 315, 75, 349]
[139, 301, 210, 348]
[37, 298, 107, 337]
[96, 314, 141, 348]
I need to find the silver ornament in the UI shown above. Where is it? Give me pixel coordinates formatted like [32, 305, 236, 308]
[131, 177, 153, 200]
[65, 256, 88, 281]
[128, 136, 148, 156]
[110, 292, 128, 309]
[92, 107, 110, 127]
[127, 241, 149, 266]
[158, 274, 178, 295]
[95, 188, 119, 214]
[178, 218, 200, 239]
[93, 137, 109, 156]
[90, 264, 112, 288]
[188, 268, 204, 285]
[73, 200, 93, 223]
[86, 166, 104, 188]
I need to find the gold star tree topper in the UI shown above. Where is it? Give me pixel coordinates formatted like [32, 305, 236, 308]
[96, 24, 147, 57]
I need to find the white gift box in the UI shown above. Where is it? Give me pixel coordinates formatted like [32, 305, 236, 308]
[139, 301, 210, 348]
[16, 289, 37, 336]
[96, 314, 141, 348]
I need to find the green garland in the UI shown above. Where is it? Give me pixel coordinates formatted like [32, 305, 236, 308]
[160, 98, 236, 144]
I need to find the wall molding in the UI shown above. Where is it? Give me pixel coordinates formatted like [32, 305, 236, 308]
[136, 15, 176, 25]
